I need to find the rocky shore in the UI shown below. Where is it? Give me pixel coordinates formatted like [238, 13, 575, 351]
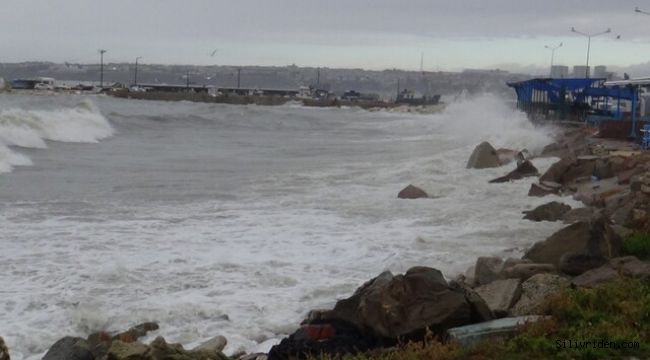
[3, 124, 650, 360]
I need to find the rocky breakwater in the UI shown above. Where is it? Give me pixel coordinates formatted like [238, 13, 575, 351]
[268, 266, 494, 359]
[25, 322, 230, 360]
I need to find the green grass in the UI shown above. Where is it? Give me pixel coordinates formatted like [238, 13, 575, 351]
[310, 279, 650, 360]
[621, 233, 650, 260]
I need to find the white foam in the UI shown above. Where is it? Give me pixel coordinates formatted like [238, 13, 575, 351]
[0, 98, 113, 173]
[1, 94, 575, 360]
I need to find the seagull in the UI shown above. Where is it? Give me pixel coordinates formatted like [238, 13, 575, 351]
[616, 35, 621, 39]
[210, 49, 219, 57]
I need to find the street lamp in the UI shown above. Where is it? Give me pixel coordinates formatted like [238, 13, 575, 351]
[544, 42, 563, 77]
[99, 49, 107, 88]
[134, 56, 142, 87]
[570, 27, 611, 78]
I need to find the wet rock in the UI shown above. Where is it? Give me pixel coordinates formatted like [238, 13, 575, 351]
[558, 252, 607, 276]
[528, 181, 562, 197]
[107, 340, 148, 359]
[446, 315, 547, 347]
[523, 216, 622, 267]
[192, 336, 227, 354]
[467, 142, 500, 169]
[448, 281, 495, 323]
[113, 322, 159, 343]
[563, 207, 600, 223]
[571, 265, 620, 288]
[610, 256, 650, 279]
[499, 263, 556, 281]
[523, 201, 571, 222]
[149, 336, 227, 360]
[42, 337, 93, 360]
[489, 160, 539, 183]
[474, 279, 522, 318]
[0, 337, 9, 360]
[397, 184, 428, 199]
[501, 258, 532, 271]
[510, 274, 570, 316]
[239, 354, 268, 360]
[474, 257, 504, 285]
[267, 320, 374, 360]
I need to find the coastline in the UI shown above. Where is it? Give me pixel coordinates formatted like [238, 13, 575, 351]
[2, 102, 644, 360]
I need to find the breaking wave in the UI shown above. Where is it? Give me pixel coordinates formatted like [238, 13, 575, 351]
[0, 99, 113, 173]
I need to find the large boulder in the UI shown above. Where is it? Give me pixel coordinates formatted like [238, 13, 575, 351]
[192, 336, 227, 354]
[42, 337, 94, 360]
[323, 267, 491, 340]
[523, 216, 622, 267]
[558, 252, 607, 276]
[269, 267, 494, 359]
[489, 160, 539, 183]
[474, 279, 522, 318]
[467, 142, 501, 169]
[510, 274, 570, 316]
[499, 263, 556, 281]
[397, 184, 428, 199]
[0, 337, 9, 360]
[112, 322, 159, 343]
[539, 156, 597, 185]
[528, 181, 562, 197]
[571, 264, 620, 288]
[522, 202, 571, 222]
[474, 257, 503, 285]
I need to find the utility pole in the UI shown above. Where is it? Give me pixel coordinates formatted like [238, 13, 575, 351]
[237, 67, 241, 88]
[134, 56, 142, 87]
[544, 43, 562, 77]
[316, 67, 320, 87]
[570, 27, 611, 78]
[99, 49, 107, 88]
[186, 71, 190, 89]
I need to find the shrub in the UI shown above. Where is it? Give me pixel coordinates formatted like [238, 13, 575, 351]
[621, 233, 650, 260]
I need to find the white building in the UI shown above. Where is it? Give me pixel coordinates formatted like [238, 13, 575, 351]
[550, 65, 569, 79]
[573, 65, 590, 78]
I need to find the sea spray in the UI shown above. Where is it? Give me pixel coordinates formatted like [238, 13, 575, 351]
[0, 99, 113, 173]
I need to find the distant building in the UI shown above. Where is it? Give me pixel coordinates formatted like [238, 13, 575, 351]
[573, 65, 590, 78]
[593, 65, 607, 78]
[550, 65, 569, 79]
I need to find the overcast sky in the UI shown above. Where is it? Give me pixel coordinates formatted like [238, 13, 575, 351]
[3, 0, 650, 71]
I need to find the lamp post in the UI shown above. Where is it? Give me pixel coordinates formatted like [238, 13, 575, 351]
[544, 42, 563, 77]
[134, 56, 142, 87]
[99, 49, 107, 88]
[570, 27, 611, 78]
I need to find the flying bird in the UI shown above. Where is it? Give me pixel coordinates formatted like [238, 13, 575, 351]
[210, 49, 219, 57]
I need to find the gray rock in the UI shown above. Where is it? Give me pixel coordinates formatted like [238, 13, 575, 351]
[489, 160, 539, 183]
[0, 337, 9, 360]
[239, 354, 268, 360]
[474, 279, 522, 318]
[501, 258, 532, 271]
[397, 184, 428, 199]
[474, 257, 504, 285]
[42, 337, 93, 360]
[510, 274, 570, 316]
[528, 181, 562, 197]
[321, 266, 476, 339]
[610, 256, 650, 279]
[523, 216, 622, 267]
[467, 142, 501, 169]
[571, 264, 620, 288]
[107, 340, 149, 359]
[192, 336, 227, 353]
[446, 316, 548, 347]
[499, 263, 556, 281]
[448, 281, 495, 323]
[523, 202, 571, 222]
[562, 207, 600, 224]
[558, 252, 607, 276]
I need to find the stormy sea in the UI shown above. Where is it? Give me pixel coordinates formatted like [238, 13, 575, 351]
[0, 94, 580, 359]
